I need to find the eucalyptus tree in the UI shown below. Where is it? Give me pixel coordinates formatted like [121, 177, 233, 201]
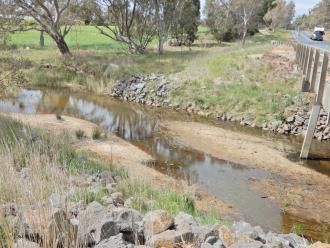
[170, 0, 201, 46]
[9, 0, 79, 55]
[264, 0, 295, 31]
[94, 0, 156, 54]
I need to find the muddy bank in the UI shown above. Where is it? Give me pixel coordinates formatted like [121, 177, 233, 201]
[163, 120, 330, 229]
[3, 113, 237, 218]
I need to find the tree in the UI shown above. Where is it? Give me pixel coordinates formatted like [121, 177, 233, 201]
[263, 0, 295, 31]
[307, 0, 330, 29]
[205, 0, 236, 42]
[94, 0, 156, 54]
[171, 0, 200, 46]
[8, 0, 78, 55]
[232, 0, 262, 46]
[205, 0, 262, 46]
[153, 0, 184, 54]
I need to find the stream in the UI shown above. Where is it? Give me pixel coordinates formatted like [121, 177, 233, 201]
[1, 88, 330, 241]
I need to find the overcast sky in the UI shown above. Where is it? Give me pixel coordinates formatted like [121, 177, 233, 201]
[200, 0, 320, 17]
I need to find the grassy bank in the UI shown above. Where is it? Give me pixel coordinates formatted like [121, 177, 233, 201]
[0, 26, 299, 124]
[170, 44, 299, 124]
[0, 115, 220, 246]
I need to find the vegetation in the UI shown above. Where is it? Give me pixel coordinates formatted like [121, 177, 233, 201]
[117, 179, 221, 225]
[92, 128, 102, 140]
[204, 0, 295, 44]
[295, 0, 330, 29]
[75, 129, 86, 140]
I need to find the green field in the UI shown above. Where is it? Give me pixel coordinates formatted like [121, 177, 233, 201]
[9, 25, 124, 50]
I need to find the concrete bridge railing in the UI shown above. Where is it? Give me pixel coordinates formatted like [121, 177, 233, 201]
[293, 42, 330, 158]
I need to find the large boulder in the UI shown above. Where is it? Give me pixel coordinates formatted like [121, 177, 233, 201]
[145, 229, 194, 248]
[278, 233, 309, 248]
[144, 210, 174, 239]
[77, 201, 118, 246]
[232, 221, 265, 241]
[114, 208, 144, 244]
[95, 233, 133, 248]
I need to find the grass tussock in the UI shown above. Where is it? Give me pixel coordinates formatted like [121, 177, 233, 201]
[117, 179, 221, 225]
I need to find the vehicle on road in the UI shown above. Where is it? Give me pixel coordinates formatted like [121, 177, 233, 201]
[311, 27, 325, 41]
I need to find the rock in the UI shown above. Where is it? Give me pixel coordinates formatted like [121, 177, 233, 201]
[192, 225, 219, 245]
[286, 116, 295, 123]
[264, 232, 290, 248]
[218, 226, 236, 247]
[278, 233, 309, 247]
[270, 121, 282, 130]
[144, 210, 174, 239]
[310, 241, 330, 248]
[232, 221, 265, 241]
[228, 240, 263, 248]
[124, 197, 133, 208]
[14, 239, 40, 248]
[204, 236, 219, 245]
[145, 229, 194, 248]
[103, 63, 120, 77]
[114, 208, 144, 244]
[174, 212, 198, 231]
[95, 233, 134, 248]
[77, 201, 118, 246]
[101, 196, 115, 206]
[111, 192, 124, 206]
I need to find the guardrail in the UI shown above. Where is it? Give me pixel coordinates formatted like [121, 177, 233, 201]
[293, 42, 330, 158]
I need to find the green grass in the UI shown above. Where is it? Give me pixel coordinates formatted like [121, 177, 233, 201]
[69, 186, 108, 204]
[170, 41, 299, 124]
[117, 179, 221, 225]
[9, 25, 124, 50]
[2, 27, 298, 124]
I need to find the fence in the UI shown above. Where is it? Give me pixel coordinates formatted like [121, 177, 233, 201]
[293, 42, 330, 158]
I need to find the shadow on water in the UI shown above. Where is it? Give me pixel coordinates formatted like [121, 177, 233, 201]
[1, 88, 330, 241]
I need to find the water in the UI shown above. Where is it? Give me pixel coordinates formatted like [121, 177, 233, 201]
[1, 88, 330, 240]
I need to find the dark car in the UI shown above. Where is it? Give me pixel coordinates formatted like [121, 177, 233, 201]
[311, 31, 324, 41]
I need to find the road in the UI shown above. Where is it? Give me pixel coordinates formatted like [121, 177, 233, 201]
[292, 31, 330, 52]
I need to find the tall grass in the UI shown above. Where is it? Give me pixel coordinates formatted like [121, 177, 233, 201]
[0, 116, 121, 246]
[117, 179, 221, 225]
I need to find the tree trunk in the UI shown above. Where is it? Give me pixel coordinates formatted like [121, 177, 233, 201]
[241, 27, 247, 47]
[158, 36, 164, 54]
[39, 30, 45, 47]
[54, 36, 71, 56]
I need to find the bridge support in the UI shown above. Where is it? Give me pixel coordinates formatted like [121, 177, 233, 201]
[300, 104, 321, 159]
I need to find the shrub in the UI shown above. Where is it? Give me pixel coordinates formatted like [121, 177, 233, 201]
[92, 128, 102, 140]
[75, 129, 86, 140]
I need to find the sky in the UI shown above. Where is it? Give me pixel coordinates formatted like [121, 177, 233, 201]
[200, 0, 321, 17]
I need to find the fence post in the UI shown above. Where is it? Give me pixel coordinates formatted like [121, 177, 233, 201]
[310, 50, 320, 92]
[300, 52, 329, 159]
[300, 104, 321, 159]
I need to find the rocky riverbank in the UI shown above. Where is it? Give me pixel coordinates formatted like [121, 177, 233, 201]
[2, 170, 320, 248]
[110, 74, 330, 141]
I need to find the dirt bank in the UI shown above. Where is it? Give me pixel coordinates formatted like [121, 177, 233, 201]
[2, 113, 238, 218]
[163, 120, 330, 226]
